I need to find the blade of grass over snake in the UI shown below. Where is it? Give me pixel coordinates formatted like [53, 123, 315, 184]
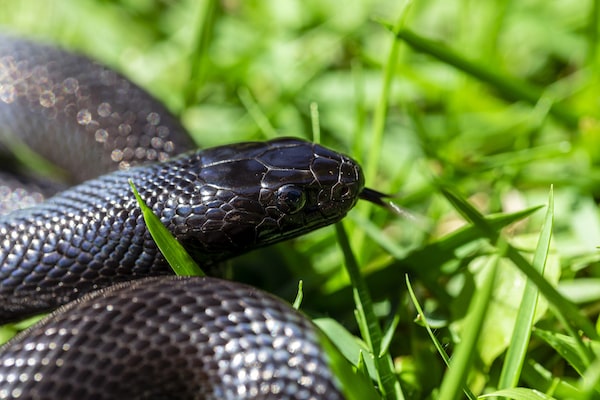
[335, 222, 404, 400]
[438, 254, 499, 400]
[499, 187, 554, 389]
[0, 314, 45, 345]
[129, 181, 205, 277]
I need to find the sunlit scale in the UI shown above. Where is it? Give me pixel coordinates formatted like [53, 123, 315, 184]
[0, 184, 45, 215]
[0, 36, 195, 184]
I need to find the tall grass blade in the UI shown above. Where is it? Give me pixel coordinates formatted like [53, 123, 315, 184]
[438, 254, 499, 400]
[479, 388, 558, 400]
[440, 186, 597, 341]
[315, 327, 382, 400]
[391, 28, 579, 128]
[406, 276, 477, 400]
[335, 222, 404, 399]
[499, 187, 554, 389]
[292, 280, 303, 310]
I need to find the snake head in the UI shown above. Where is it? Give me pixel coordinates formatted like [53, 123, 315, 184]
[162, 137, 364, 261]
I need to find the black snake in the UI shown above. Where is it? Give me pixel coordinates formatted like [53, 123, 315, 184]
[0, 34, 377, 399]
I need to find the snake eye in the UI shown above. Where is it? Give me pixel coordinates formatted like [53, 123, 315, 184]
[275, 184, 306, 214]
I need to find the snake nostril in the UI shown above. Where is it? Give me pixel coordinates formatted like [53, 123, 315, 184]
[332, 183, 353, 201]
[340, 186, 351, 199]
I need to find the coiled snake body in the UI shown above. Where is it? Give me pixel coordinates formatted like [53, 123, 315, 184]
[0, 34, 368, 399]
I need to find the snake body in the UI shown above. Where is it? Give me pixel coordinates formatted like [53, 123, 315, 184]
[0, 276, 343, 399]
[0, 34, 366, 398]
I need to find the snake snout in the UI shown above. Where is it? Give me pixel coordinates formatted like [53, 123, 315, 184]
[310, 146, 364, 219]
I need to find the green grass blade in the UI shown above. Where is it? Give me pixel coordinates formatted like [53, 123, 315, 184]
[354, 3, 413, 256]
[438, 254, 499, 400]
[335, 222, 381, 352]
[507, 244, 595, 362]
[335, 222, 404, 400]
[314, 317, 377, 380]
[499, 187, 554, 389]
[292, 280, 303, 310]
[406, 276, 477, 400]
[0, 314, 45, 345]
[391, 27, 579, 128]
[405, 275, 450, 367]
[183, 0, 217, 106]
[380, 306, 401, 358]
[363, 16, 401, 187]
[129, 180, 204, 277]
[579, 352, 600, 398]
[326, 206, 543, 311]
[238, 88, 278, 139]
[521, 360, 580, 398]
[309, 102, 321, 144]
[315, 327, 382, 400]
[479, 388, 558, 400]
[533, 329, 600, 377]
[350, 60, 366, 158]
[440, 186, 598, 341]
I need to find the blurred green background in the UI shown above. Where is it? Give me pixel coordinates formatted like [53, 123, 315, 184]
[2, 0, 600, 398]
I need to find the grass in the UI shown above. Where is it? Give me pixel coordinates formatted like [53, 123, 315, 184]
[2, 0, 600, 399]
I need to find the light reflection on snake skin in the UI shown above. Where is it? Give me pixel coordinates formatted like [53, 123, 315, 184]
[0, 34, 195, 182]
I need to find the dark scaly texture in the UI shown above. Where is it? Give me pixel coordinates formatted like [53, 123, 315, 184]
[0, 34, 364, 321]
[0, 34, 363, 399]
[0, 276, 344, 400]
[0, 137, 363, 322]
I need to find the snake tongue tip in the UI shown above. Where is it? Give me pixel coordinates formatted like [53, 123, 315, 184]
[360, 188, 414, 220]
